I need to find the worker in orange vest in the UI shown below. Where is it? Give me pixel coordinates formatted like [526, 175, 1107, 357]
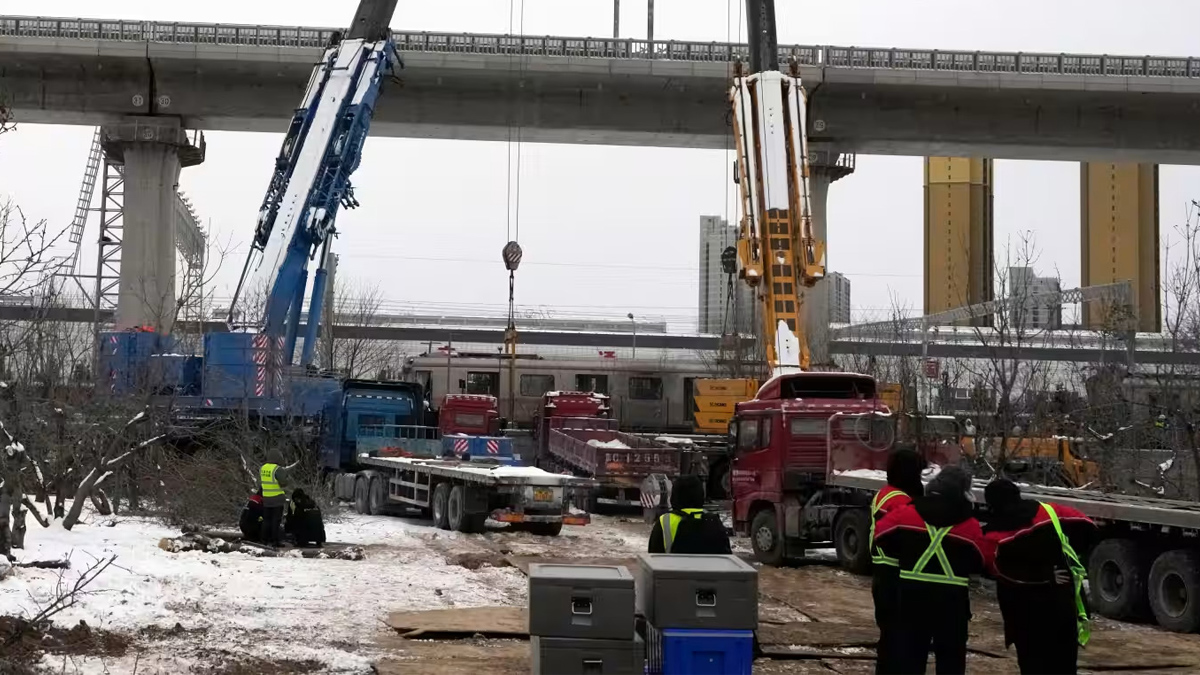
[983, 479, 1097, 674]
[874, 467, 993, 674]
[870, 449, 925, 674]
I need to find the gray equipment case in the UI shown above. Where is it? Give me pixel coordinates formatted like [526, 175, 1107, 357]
[528, 564, 636, 640]
[531, 634, 644, 675]
[636, 553, 758, 630]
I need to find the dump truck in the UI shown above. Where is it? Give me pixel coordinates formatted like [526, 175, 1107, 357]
[731, 371, 1200, 634]
[533, 391, 688, 510]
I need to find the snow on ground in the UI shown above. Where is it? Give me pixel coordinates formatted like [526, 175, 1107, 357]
[0, 507, 531, 673]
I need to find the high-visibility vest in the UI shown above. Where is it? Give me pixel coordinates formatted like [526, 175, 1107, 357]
[260, 463, 284, 499]
[1041, 502, 1091, 647]
[870, 489, 907, 567]
[659, 508, 705, 553]
[898, 524, 970, 587]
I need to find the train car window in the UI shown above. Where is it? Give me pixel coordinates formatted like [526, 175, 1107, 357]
[465, 371, 499, 396]
[629, 376, 663, 401]
[520, 374, 555, 397]
[575, 374, 609, 395]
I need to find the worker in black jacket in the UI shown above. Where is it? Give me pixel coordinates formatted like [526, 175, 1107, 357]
[284, 488, 327, 548]
[874, 466, 993, 674]
[871, 449, 925, 674]
[983, 479, 1097, 675]
[647, 475, 731, 554]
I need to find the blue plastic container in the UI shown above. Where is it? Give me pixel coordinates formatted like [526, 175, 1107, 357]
[646, 627, 753, 675]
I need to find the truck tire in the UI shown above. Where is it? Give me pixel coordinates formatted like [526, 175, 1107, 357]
[1089, 538, 1150, 620]
[1149, 549, 1200, 632]
[432, 483, 451, 530]
[353, 476, 370, 515]
[448, 485, 478, 533]
[834, 508, 873, 575]
[526, 522, 563, 537]
[368, 475, 386, 516]
[750, 508, 784, 566]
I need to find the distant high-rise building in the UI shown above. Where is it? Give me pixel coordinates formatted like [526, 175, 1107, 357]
[698, 216, 755, 335]
[1009, 266, 1062, 330]
[825, 272, 852, 324]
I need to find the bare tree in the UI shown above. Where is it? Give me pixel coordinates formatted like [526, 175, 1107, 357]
[318, 279, 399, 378]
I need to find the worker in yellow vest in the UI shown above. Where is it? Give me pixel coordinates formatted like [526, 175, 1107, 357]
[647, 475, 730, 554]
[259, 451, 291, 546]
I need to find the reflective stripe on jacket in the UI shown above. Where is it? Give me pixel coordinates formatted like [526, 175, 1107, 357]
[660, 508, 705, 553]
[1041, 502, 1091, 646]
[899, 524, 970, 586]
[870, 488, 908, 567]
[260, 463, 284, 499]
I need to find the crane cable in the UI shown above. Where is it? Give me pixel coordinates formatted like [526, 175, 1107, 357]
[505, 0, 527, 244]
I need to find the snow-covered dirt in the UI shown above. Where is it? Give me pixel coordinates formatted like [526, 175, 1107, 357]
[0, 508, 555, 673]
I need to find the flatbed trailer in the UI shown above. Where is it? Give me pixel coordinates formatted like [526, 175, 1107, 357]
[822, 423, 1200, 633]
[331, 454, 594, 537]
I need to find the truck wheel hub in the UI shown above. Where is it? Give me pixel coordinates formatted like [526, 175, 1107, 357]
[1099, 560, 1124, 601]
[1162, 572, 1189, 618]
[755, 526, 774, 552]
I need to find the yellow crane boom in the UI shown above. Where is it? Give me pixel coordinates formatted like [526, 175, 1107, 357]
[729, 36, 824, 374]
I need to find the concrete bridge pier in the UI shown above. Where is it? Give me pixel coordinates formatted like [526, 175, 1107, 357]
[100, 117, 205, 334]
[804, 147, 856, 366]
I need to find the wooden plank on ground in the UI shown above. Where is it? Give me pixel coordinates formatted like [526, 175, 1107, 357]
[757, 622, 877, 648]
[385, 606, 529, 638]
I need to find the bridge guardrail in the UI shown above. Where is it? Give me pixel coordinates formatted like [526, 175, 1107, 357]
[1, 16, 1198, 78]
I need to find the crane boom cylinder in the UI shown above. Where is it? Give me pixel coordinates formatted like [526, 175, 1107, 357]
[299, 238, 334, 368]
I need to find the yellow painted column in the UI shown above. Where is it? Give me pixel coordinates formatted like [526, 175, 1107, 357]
[1080, 163, 1160, 332]
[924, 157, 994, 325]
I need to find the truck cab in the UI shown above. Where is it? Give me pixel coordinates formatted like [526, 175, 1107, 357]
[731, 371, 892, 565]
[319, 379, 426, 471]
[534, 391, 612, 442]
[439, 394, 500, 436]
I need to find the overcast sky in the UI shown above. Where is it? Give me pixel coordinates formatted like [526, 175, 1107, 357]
[2, 0, 1199, 331]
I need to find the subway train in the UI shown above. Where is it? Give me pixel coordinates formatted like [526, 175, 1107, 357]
[400, 352, 720, 432]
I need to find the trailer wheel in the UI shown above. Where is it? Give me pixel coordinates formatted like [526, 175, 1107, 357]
[448, 485, 480, 533]
[368, 475, 386, 516]
[1149, 549, 1200, 632]
[750, 508, 784, 566]
[1089, 538, 1150, 620]
[353, 476, 370, 515]
[834, 508, 873, 575]
[526, 522, 563, 537]
[432, 482, 451, 530]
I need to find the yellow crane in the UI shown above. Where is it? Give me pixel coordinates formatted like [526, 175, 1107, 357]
[691, 1, 823, 428]
[729, 3, 825, 375]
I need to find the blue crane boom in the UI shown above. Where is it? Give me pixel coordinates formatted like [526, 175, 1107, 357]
[230, 6, 401, 367]
[99, 0, 403, 416]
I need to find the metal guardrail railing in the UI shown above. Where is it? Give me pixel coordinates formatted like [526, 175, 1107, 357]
[2, 16, 1198, 78]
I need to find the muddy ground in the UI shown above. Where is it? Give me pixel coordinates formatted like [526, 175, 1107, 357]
[6, 512, 1200, 673]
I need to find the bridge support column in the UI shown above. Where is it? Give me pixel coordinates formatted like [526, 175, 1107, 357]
[805, 147, 856, 366]
[100, 117, 205, 334]
[1081, 162, 1160, 332]
[923, 157, 994, 326]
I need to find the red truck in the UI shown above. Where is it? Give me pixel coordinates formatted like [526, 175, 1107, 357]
[533, 391, 685, 510]
[732, 371, 900, 568]
[439, 393, 501, 436]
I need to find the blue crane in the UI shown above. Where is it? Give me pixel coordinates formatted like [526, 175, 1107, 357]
[229, 0, 402, 367]
[99, 0, 406, 417]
